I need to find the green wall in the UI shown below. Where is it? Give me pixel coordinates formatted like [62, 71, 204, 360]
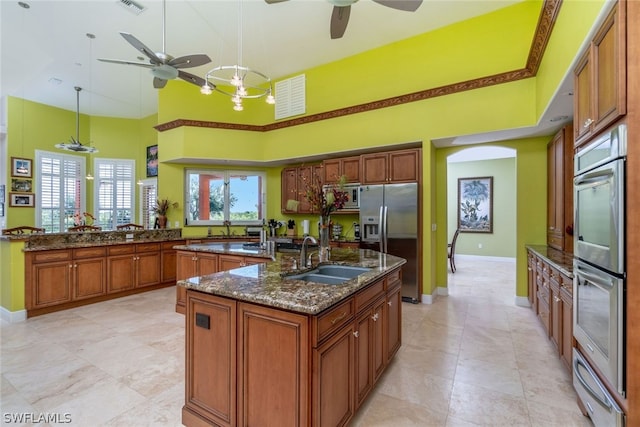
[447, 156, 517, 258]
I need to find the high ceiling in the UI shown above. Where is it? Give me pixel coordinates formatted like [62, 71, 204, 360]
[1, 0, 580, 146]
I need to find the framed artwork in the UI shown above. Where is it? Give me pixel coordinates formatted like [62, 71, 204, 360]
[9, 192, 35, 207]
[146, 145, 158, 177]
[11, 157, 32, 178]
[11, 178, 32, 193]
[457, 176, 493, 233]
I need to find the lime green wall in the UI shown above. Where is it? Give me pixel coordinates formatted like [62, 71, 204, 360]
[0, 240, 26, 312]
[447, 157, 517, 257]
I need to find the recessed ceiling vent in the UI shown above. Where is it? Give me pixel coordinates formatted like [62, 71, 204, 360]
[117, 0, 145, 15]
[275, 74, 306, 120]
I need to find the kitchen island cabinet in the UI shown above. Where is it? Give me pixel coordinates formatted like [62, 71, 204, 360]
[180, 248, 405, 427]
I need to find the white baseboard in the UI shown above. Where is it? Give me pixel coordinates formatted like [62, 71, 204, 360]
[456, 254, 516, 263]
[515, 296, 531, 307]
[0, 306, 27, 323]
[421, 285, 446, 304]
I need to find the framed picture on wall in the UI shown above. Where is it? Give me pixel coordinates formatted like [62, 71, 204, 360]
[11, 157, 32, 178]
[146, 145, 158, 177]
[9, 192, 35, 207]
[11, 178, 32, 193]
[457, 176, 493, 233]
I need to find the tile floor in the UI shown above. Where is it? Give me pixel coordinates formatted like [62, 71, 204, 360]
[0, 257, 593, 426]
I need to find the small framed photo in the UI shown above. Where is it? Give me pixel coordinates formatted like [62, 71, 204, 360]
[9, 192, 35, 207]
[11, 157, 32, 178]
[11, 178, 32, 193]
[146, 145, 158, 177]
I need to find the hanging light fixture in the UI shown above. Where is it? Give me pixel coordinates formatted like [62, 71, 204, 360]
[54, 86, 98, 154]
[200, 0, 275, 111]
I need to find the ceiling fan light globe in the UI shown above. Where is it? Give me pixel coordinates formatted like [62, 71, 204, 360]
[327, 0, 358, 6]
[230, 74, 242, 87]
[151, 64, 179, 80]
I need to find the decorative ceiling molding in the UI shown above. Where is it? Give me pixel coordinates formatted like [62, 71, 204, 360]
[156, 0, 562, 134]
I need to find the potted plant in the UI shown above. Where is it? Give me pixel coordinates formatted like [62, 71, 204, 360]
[286, 219, 296, 236]
[153, 198, 179, 229]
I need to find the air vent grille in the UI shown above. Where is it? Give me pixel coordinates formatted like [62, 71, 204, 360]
[275, 74, 306, 120]
[117, 0, 145, 15]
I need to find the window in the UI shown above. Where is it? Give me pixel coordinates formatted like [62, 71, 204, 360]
[35, 150, 86, 232]
[94, 159, 135, 230]
[185, 169, 265, 226]
[139, 178, 157, 229]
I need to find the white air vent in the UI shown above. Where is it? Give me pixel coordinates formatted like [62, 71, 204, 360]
[117, 0, 145, 15]
[275, 74, 306, 120]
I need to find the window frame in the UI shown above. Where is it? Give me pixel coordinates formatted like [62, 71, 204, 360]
[184, 168, 266, 226]
[93, 158, 136, 231]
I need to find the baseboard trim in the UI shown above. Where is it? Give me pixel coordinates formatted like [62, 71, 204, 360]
[1, 306, 27, 323]
[421, 286, 443, 304]
[456, 254, 516, 263]
[515, 296, 531, 307]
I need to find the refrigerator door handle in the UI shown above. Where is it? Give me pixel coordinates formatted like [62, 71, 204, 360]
[378, 206, 384, 252]
[383, 206, 388, 253]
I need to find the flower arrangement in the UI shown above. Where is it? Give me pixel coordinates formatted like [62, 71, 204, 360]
[153, 198, 179, 216]
[304, 173, 350, 218]
[70, 211, 95, 226]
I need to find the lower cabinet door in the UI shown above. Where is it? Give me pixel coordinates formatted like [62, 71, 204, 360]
[385, 284, 402, 362]
[355, 310, 373, 407]
[313, 323, 356, 427]
[107, 255, 136, 293]
[31, 261, 73, 308]
[185, 292, 237, 427]
[238, 303, 309, 427]
[136, 251, 161, 288]
[74, 258, 106, 300]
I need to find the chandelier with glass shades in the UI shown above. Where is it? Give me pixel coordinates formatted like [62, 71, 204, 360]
[200, 0, 275, 111]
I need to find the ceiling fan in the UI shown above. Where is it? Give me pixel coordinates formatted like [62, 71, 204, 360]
[266, 0, 423, 39]
[55, 87, 98, 154]
[98, 0, 211, 89]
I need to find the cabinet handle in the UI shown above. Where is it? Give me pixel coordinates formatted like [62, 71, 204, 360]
[554, 296, 561, 303]
[69, 264, 73, 269]
[387, 301, 392, 307]
[74, 264, 77, 268]
[372, 313, 379, 322]
[353, 331, 359, 338]
[330, 311, 347, 325]
[583, 118, 593, 128]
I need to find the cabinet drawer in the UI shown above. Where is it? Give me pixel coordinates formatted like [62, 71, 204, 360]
[73, 247, 107, 259]
[355, 279, 385, 312]
[384, 269, 401, 290]
[162, 241, 183, 250]
[136, 243, 161, 253]
[108, 245, 135, 255]
[30, 250, 70, 263]
[313, 298, 354, 346]
[561, 274, 573, 295]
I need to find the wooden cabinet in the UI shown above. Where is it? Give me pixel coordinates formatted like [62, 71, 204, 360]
[72, 247, 107, 300]
[573, 2, 626, 147]
[526, 248, 574, 375]
[161, 240, 183, 284]
[323, 156, 360, 184]
[107, 243, 161, 293]
[547, 124, 574, 253]
[26, 250, 73, 309]
[135, 243, 161, 288]
[527, 251, 537, 311]
[361, 149, 420, 184]
[329, 241, 360, 250]
[176, 251, 219, 314]
[281, 164, 323, 214]
[183, 267, 402, 427]
[184, 291, 237, 427]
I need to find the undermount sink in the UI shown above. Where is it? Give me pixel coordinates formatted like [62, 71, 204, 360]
[286, 265, 372, 285]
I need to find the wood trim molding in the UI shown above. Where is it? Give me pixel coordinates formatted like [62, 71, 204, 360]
[155, 0, 562, 134]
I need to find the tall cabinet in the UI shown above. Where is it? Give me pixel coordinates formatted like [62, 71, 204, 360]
[546, 124, 574, 253]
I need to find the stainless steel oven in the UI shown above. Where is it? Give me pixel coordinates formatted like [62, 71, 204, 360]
[573, 259, 624, 395]
[574, 124, 626, 275]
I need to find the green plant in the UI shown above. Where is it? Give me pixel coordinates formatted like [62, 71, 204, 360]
[154, 198, 179, 216]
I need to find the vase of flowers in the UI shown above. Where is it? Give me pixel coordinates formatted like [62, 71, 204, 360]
[153, 198, 179, 229]
[304, 173, 350, 259]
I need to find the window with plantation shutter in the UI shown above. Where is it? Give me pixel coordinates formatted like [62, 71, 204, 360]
[35, 150, 86, 233]
[94, 159, 135, 230]
[139, 179, 157, 229]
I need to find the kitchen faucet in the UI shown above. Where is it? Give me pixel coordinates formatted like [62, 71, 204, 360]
[300, 236, 318, 268]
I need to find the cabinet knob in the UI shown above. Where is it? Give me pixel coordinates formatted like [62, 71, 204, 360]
[387, 301, 392, 307]
[74, 264, 77, 268]
[554, 296, 561, 303]
[372, 313, 379, 322]
[583, 118, 593, 128]
[69, 264, 73, 269]
[353, 331, 359, 338]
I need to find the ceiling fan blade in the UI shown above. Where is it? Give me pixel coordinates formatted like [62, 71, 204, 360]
[330, 5, 351, 39]
[120, 32, 163, 64]
[265, 0, 289, 3]
[178, 71, 207, 87]
[153, 77, 168, 89]
[372, 0, 422, 12]
[97, 58, 154, 68]
[169, 54, 212, 69]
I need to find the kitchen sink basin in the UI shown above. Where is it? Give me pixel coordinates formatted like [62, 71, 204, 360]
[285, 265, 372, 285]
[315, 265, 371, 278]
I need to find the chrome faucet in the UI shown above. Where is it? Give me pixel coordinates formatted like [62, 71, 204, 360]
[300, 236, 318, 268]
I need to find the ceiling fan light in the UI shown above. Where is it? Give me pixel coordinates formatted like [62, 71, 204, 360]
[151, 64, 179, 80]
[238, 86, 247, 97]
[233, 103, 244, 112]
[230, 73, 242, 87]
[231, 95, 241, 104]
[266, 94, 275, 105]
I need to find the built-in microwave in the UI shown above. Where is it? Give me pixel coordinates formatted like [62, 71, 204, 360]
[323, 183, 360, 211]
[574, 124, 626, 276]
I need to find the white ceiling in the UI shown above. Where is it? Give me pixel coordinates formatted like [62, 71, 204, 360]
[1, 0, 587, 146]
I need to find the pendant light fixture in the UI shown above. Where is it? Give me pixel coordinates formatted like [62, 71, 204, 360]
[54, 86, 98, 154]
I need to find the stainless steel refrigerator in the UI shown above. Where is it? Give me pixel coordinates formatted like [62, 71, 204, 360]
[359, 183, 420, 303]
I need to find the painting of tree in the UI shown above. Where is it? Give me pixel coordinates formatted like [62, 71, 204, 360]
[458, 176, 493, 233]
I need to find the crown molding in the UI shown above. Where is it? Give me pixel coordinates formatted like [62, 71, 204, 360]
[156, 0, 562, 134]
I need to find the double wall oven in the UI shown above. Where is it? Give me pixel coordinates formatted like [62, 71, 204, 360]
[572, 124, 626, 426]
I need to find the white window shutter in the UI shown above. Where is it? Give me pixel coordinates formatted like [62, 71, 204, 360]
[275, 74, 306, 120]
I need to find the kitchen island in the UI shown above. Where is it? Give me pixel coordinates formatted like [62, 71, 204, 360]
[178, 246, 405, 427]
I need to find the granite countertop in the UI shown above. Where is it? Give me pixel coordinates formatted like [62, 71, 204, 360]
[526, 244, 574, 277]
[174, 241, 276, 259]
[179, 246, 406, 315]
